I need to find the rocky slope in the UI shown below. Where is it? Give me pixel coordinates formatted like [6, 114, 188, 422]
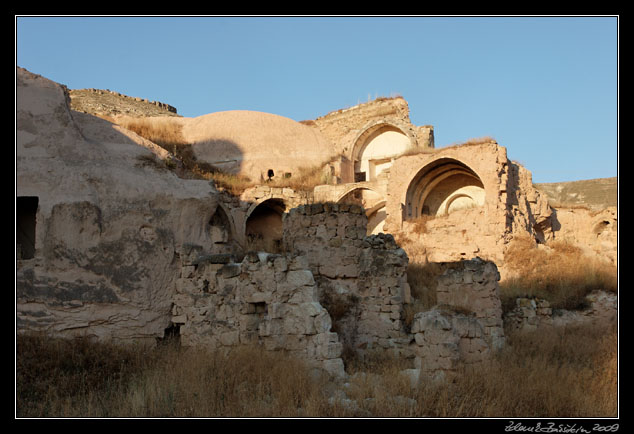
[69, 88, 179, 118]
[535, 177, 617, 210]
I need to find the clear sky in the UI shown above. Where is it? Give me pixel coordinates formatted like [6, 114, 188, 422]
[16, 15, 618, 183]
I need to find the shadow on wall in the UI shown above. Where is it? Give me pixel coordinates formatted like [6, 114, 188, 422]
[405, 158, 485, 219]
[191, 139, 244, 175]
[16, 108, 248, 271]
[245, 198, 286, 253]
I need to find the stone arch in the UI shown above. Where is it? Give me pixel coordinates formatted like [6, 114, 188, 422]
[244, 198, 287, 252]
[366, 201, 387, 235]
[444, 193, 477, 215]
[350, 121, 416, 182]
[337, 187, 387, 235]
[405, 158, 485, 219]
[208, 203, 235, 246]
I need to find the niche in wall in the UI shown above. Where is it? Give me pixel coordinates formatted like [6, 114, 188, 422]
[16, 196, 38, 260]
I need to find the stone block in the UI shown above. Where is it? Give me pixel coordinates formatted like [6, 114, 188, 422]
[321, 358, 346, 379]
[286, 269, 315, 287]
[220, 263, 242, 278]
[219, 330, 240, 346]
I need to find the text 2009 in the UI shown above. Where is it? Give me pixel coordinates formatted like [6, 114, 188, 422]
[593, 425, 619, 432]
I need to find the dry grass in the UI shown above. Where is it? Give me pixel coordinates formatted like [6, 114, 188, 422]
[415, 322, 617, 418]
[16, 334, 332, 418]
[119, 117, 223, 182]
[269, 158, 336, 191]
[118, 117, 186, 152]
[16, 320, 617, 418]
[500, 235, 618, 313]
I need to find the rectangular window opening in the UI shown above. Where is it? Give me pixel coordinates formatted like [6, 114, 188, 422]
[247, 302, 268, 315]
[17, 196, 38, 260]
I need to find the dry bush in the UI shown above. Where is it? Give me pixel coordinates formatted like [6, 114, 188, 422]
[118, 117, 233, 186]
[403, 262, 440, 329]
[410, 215, 430, 235]
[398, 136, 496, 159]
[403, 262, 468, 331]
[270, 164, 332, 191]
[207, 170, 256, 196]
[118, 117, 186, 151]
[500, 235, 617, 312]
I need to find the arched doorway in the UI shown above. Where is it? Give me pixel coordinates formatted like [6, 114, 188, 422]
[245, 198, 286, 252]
[352, 124, 412, 182]
[405, 158, 485, 219]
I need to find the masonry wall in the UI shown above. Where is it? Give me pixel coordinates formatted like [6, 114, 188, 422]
[282, 203, 412, 357]
[172, 244, 346, 377]
[386, 142, 554, 268]
[409, 258, 505, 382]
[434, 258, 505, 350]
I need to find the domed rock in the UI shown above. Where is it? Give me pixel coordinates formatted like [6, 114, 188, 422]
[181, 110, 336, 182]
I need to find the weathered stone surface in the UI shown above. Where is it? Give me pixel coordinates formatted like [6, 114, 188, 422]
[504, 290, 617, 331]
[283, 208, 411, 357]
[435, 258, 505, 350]
[16, 67, 214, 342]
[172, 251, 345, 376]
[411, 307, 492, 379]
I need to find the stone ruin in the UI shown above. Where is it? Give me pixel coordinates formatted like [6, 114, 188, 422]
[16, 66, 617, 382]
[171, 203, 506, 380]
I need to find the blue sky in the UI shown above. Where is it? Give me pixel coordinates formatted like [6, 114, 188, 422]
[16, 16, 618, 183]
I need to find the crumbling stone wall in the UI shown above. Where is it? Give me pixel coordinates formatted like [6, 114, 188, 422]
[504, 290, 617, 331]
[550, 206, 617, 266]
[410, 307, 492, 382]
[434, 258, 505, 350]
[409, 258, 505, 381]
[504, 297, 553, 332]
[385, 142, 554, 268]
[310, 97, 416, 151]
[282, 203, 411, 357]
[172, 244, 346, 377]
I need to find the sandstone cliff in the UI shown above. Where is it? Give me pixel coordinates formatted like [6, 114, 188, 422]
[17, 67, 217, 343]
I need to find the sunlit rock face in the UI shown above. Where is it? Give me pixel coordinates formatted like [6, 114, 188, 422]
[16, 67, 217, 343]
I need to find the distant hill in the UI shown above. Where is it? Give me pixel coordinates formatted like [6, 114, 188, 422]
[535, 177, 617, 209]
[69, 88, 179, 119]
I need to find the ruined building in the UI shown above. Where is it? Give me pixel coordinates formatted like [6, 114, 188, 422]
[16, 67, 617, 379]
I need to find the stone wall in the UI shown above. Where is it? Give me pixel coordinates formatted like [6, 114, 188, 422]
[386, 142, 554, 269]
[409, 257, 505, 382]
[282, 204, 411, 357]
[309, 97, 432, 159]
[434, 258, 505, 350]
[172, 244, 346, 378]
[504, 290, 617, 332]
[410, 308, 492, 382]
[550, 206, 617, 266]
